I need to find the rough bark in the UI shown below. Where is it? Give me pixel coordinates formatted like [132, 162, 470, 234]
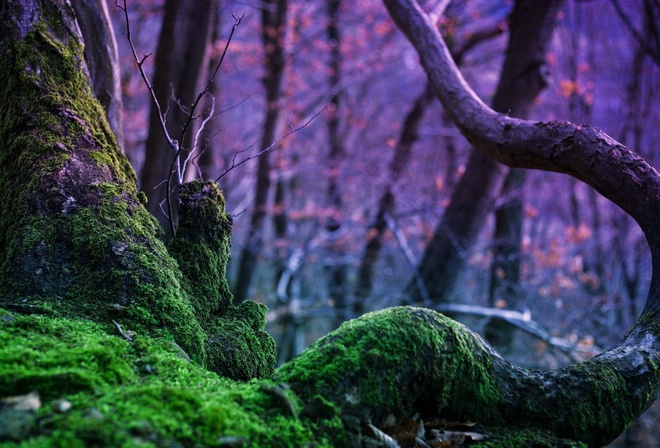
[232, 0, 288, 303]
[406, 0, 561, 304]
[71, 0, 124, 149]
[2, 1, 660, 447]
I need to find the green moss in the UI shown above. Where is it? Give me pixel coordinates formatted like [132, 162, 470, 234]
[277, 307, 503, 425]
[0, 309, 324, 448]
[206, 302, 276, 381]
[169, 180, 234, 321]
[0, 313, 135, 401]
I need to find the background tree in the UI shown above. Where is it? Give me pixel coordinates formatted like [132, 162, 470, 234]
[232, 0, 288, 303]
[406, 0, 562, 306]
[139, 0, 219, 236]
[354, 12, 505, 309]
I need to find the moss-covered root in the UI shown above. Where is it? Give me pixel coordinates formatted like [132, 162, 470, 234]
[206, 301, 276, 380]
[168, 180, 234, 322]
[276, 307, 660, 447]
[276, 307, 504, 431]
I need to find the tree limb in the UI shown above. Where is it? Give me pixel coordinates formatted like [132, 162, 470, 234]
[382, 0, 660, 314]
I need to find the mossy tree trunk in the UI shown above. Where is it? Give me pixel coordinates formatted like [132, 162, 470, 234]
[0, 0, 275, 381]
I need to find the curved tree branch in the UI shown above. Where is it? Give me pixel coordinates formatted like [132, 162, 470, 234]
[383, 0, 660, 314]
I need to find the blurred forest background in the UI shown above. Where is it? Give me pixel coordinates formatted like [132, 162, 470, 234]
[106, 0, 659, 445]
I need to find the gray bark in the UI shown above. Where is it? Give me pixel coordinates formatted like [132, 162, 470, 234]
[72, 0, 124, 149]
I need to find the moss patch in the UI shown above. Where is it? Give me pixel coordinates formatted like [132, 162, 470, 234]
[0, 309, 322, 448]
[206, 301, 276, 380]
[169, 180, 234, 322]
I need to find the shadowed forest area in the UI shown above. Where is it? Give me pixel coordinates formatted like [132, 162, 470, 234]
[1, 0, 660, 446]
[110, 1, 659, 444]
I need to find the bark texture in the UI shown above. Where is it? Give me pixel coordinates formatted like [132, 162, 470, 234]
[2, 1, 660, 447]
[71, 0, 124, 149]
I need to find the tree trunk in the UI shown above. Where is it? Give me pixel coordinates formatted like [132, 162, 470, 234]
[71, 0, 124, 150]
[139, 0, 217, 237]
[406, 0, 561, 304]
[323, 0, 351, 326]
[232, 0, 288, 303]
[355, 22, 504, 308]
[0, 0, 273, 381]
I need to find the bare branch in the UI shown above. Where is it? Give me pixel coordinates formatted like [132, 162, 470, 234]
[116, 0, 176, 149]
[163, 12, 244, 234]
[609, 0, 660, 67]
[216, 106, 326, 182]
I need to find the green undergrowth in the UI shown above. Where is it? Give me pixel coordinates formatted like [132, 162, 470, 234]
[0, 309, 328, 447]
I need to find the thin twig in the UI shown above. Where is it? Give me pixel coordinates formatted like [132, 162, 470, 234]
[117, 1, 244, 236]
[183, 97, 216, 178]
[112, 320, 134, 342]
[117, 0, 178, 235]
[116, 0, 176, 149]
[216, 106, 327, 182]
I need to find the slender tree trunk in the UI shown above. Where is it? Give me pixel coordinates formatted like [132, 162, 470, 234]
[233, 0, 288, 303]
[323, 0, 351, 326]
[354, 23, 504, 309]
[406, 0, 563, 304]
[139, 0, 217, 237]
[355, 85, 432, 307]
[612, 4, 656, 325]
